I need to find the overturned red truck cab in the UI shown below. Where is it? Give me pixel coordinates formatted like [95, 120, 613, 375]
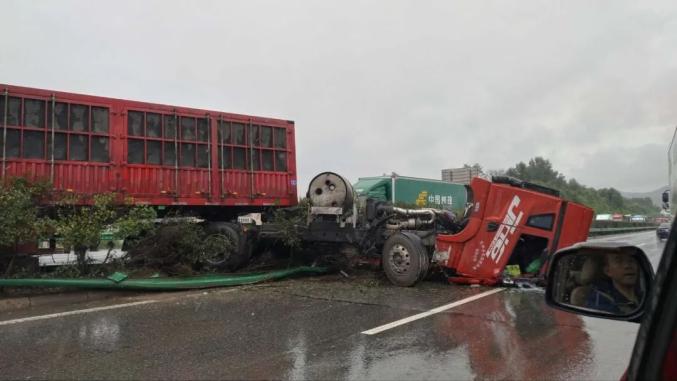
[434, 177, 593, 286]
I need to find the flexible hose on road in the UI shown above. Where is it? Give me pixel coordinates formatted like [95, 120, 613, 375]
[0, 266, 328, 291]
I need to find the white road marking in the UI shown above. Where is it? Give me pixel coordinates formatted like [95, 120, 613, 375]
[361, 288, 505, 335]
[0, 300, 157, 326]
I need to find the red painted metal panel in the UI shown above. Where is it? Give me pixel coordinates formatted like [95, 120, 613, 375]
[126, 166, 173, 196]
[435, 177, 592, 285]
[0, 84, 298, 208]
[5, 160, 113, 194]
[219, 170, 251, 199]
[254, 172, 289, 198]
[556, 203, 593, 249]
[57, 164, 113, 194]
[4, 160, 50, 183]
[177, 168, 210, 198]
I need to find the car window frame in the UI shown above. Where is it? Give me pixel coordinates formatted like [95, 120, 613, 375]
[628, 218, 677, 380]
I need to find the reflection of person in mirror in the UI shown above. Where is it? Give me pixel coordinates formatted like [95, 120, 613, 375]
[586, 252, 640, 314]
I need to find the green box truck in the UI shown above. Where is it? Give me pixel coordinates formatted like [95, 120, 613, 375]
[353, 174, 468, 213]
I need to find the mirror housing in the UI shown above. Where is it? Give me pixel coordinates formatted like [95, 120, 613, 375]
[545, 242, 655, 323]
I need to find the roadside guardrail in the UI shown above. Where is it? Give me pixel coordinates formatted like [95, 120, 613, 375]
[588, 226, 657, 237]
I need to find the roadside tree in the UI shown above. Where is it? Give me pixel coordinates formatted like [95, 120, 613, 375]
[55, 194, 156, 273]
[0, 179, 53, 274]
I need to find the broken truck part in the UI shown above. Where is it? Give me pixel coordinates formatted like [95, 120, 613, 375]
[244, 172, 593, 287]
[433, 177, 593, 285]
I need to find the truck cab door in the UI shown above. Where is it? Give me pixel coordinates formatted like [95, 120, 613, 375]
[450, 188, 529, 283]
[452, 185, 566, 284]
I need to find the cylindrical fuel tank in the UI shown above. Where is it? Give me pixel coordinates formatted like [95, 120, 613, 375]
[307, 172, 355, 212]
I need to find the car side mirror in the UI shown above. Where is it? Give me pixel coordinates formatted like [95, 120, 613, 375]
[545, 243, 654, 323]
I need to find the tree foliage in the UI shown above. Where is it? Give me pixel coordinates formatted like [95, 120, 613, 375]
[0, 178, 52, 250]
[463, 163, 484, 173]
[272, 197, 310, 251]
[502, 157, 660, 216]
[55, 193, 157, 271]
[126, 221, 211, 275]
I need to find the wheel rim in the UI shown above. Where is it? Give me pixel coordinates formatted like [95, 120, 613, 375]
[203, 234, 233, 263]
[388, 243, 412, 274]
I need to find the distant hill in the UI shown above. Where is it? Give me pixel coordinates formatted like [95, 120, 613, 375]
[620, 186, 668, 208]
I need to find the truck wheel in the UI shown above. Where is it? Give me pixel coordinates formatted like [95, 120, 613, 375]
[382, 233, 429, 287]
[204, 222, 252, 270]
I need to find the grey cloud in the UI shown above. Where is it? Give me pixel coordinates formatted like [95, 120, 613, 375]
[1, 0, 676, 194]
[574, 143, 668, 192]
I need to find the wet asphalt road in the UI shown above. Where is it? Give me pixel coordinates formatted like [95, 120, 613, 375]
[0, 230, 665, 380]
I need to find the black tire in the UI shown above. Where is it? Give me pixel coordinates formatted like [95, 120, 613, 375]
[382, 233, 429, 287]
[204, 222, 252, 270]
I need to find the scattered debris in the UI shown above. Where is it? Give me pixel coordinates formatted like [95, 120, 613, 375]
[125, 222, 220, 276]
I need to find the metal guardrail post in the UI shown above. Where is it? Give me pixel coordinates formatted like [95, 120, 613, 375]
[218, 115, 224, 198]
[205, 113, 211, 199]
[173, 111, 179, 197]
[588, 226, 657, 236]
[2, 88, 8, 180]
[50, 94, 56, 183]
[249, 119, 254, 199]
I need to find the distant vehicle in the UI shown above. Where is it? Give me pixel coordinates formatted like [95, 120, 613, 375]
[657, 223, 670, 240]
[595, 214, 612, 221]
[669, 126, 677, 215]
[655, 214, 671, 224]
[631, 215, 647, 223]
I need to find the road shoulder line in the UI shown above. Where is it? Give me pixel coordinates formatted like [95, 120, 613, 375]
[0, 300, 157, 326]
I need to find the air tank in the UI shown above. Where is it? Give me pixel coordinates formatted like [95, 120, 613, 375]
[307, 172, 355, 213]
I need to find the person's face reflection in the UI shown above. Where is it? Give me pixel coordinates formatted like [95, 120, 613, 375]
[604, 253, 638, 288]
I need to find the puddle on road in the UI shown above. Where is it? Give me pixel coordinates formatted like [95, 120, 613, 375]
[268, 288, 633, 380]
[78, 316, 121, 352]
[0, 268, 639, 380]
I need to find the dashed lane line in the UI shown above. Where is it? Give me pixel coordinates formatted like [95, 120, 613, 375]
[361, 288, 505, 335]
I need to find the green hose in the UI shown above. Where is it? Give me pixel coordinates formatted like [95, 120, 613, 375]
[0, 266, 328, 290]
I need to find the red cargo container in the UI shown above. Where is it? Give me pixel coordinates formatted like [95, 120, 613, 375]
[0, 84, 297, 217]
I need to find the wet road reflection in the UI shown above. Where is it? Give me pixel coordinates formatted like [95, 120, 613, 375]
[273, 289, 591, 380]
[78, 316, 121, 352]
[0, 231, 658, 380]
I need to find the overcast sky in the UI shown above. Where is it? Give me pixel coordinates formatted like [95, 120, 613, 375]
[2, 0, 676, 193]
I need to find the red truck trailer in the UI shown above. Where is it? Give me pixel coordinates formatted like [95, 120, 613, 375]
[0, 84, 297, 218]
